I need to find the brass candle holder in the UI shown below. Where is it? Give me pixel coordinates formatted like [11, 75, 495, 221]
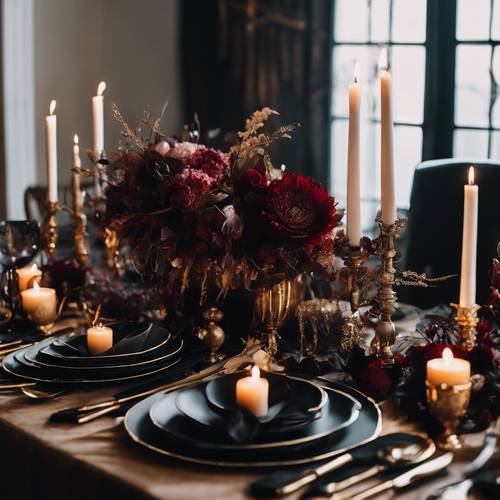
[371, 218, 406, 364]
[71, 166, 89, 267]
[342, 245, 367, 350]
[426, 380, 471, 449]
[41, 201, 58, 261]
[451, 303, 480, 351]
[195, 307, 225, 363]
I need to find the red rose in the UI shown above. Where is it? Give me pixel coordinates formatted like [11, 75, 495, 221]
[243, 168, 269, 190]
[261, 173, 338, 247]
[188, 147, 229, 180]
[360, 359, 393, 400]
[170, 168, 213, 210]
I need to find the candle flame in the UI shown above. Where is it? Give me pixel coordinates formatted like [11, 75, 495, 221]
[74, 134, 79, 145]
[49, 100, 56, 115]
[251, 365, 260, 381]
[30, 263, 38, 272]
[97, 81, 106, 96]
[378, 48, 388, 72]
[353, 60, 360, 83]
[33, 280, 40, 291]
[442, 347, 453, 364]
[468, 166, 475, 185]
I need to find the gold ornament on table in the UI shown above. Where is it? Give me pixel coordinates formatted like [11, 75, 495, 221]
[253, 275, 303, 358]
[104, 226, 122, 273]
[426, 380, 471, 449]
[41, 201, 58, 261]
[195, 307, 225, 363]
[450, 303, 480, 351]
[370, 217, 407, 364]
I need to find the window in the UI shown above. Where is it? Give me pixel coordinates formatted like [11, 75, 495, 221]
[329, 0, 500, 228]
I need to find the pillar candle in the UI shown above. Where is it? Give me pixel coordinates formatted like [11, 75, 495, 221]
[92, 81, 106, 154]
[236, 366, 269, 417]
[45, 100, 58, 203]
[16, 263, 42, 291]
[459, 166, 479, 308]
[72, 134, 83, 210]
[426, 347, 471, 386]
[379, 49, 396, 226]
[347, 60, 362, 246]
[87, 324, 113, 355]
[21, 281, 57, 325]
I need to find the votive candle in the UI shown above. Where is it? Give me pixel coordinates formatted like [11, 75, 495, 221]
[236, 366, 269, 417]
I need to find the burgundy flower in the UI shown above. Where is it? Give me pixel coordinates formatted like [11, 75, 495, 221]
[170, 168, 213, 210]
[468, 345, 494, 374]
[360, 359, 393, 400]
[188, 147, 229, 180]
[261, 173, 338, 247]
[242, 168, 269, 191]
[410, 343, 468, 363]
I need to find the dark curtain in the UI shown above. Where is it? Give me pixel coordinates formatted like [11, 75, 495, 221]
[181, 0, 332, 186]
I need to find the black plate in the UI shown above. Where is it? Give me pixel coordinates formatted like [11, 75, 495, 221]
[125, 380, 381, 467]
[151, 378, 359, 450]
[2, 338, 183, 384]
[205, 372, 328, 424]
[24, 336, 183, 373]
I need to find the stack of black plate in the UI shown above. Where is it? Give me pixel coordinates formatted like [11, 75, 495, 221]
[125, 372, 382, 467]
[2, 322, 184, 384]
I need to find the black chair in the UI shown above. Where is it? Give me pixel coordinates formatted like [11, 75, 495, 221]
[400, 159, 500, 309]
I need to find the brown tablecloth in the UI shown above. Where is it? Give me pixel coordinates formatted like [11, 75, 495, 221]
[0, 375, 487, 500]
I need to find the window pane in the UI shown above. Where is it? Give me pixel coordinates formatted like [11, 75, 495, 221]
[493, 0, 500, 40]
[332, 45, 376, 118]
[492, 131, 500, 158]
[370, 0, 390, 42]
[455, 44, 492, 127]
[453, 129, 489, 158]
[393, 126, 422, 208]
[330, 119, 348, 200]
[456, 0, 491, 40]
[392, 0, 426, 43]
[493, 47, 500, 128]
[392, 46, 425, 124]
[334, 0, 368, 42]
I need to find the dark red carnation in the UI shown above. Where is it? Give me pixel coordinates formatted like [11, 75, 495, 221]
[360, 359, 393, 400]
[169, 168, 213, 210]
[261, 173, 338, 248]
[188, 147, 229, 180]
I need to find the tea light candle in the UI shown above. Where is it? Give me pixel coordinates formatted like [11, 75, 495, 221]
[236, 366, 269, 417]
[427, 347, 471, 386]
[21, 281, 57, 325]
[87, 324, 113, 355]
[16, 263, 42, 291]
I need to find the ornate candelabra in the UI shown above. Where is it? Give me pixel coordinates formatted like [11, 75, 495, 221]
[71, 166, 89, 267]
[371, 218, 406, 364]
[41, 201, 58, 261]
[451, 303, 480, 351]
[342, 245, 367, 350]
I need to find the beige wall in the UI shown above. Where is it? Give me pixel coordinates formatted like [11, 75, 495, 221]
[33, 0, 183, 188]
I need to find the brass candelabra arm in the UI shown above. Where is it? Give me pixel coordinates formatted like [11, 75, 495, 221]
[41, 201, 59, 261]
[451, 303, 480, 351]
[73, 212, 89, 268]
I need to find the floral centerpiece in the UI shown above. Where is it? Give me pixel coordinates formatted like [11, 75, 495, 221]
[104, 107, 341, 312]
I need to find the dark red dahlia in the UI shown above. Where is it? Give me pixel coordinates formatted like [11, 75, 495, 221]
[188, 147, 229, 180]
[261, 173, 338, 247]
[169, 168, 213, 210]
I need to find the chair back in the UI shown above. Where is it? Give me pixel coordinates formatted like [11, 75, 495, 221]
[401, 159, 500, 308]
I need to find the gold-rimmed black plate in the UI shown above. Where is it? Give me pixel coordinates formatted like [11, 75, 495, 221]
[124, 380, 381, 467]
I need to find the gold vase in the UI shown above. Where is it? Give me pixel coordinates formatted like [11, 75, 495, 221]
[253, 275, 303, 357]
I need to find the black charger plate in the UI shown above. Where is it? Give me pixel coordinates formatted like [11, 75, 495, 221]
[150, 380, 359, 450]
[2, 338, 183, 384]
[124, 380, 381, 467]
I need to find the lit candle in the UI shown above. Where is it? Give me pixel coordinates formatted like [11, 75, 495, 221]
[92, 81, 106, 154]
[379, 49, 396, 226]
[45, 100, 58, 203]
[459, 166, 479, 308]
[72, 134, 83, 210]
[16, 263, 42, 291]
[427, 347, 471, 386]
[236, 366, 269, 417]
[347, 60, 362, 246]
[21, 281, 57, 326]
[87, 323, 113, 355]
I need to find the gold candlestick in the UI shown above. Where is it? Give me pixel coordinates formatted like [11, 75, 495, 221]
[41, 201, 58, 261]
[71, 166, 89, 267]
[426, 380, 471, 449]
[342, 245, 367, 350]
[451, 303, 480, 351]
[371, 218, 406, 363]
